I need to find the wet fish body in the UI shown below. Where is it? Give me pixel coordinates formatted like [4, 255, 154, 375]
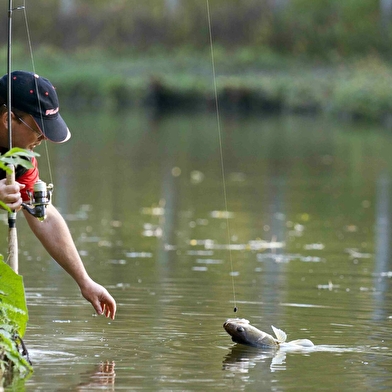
[223, 318, 314, 349]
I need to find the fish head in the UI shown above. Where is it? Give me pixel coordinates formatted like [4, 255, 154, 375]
[223, 318, 265, 347]
[223, 318, 252, 344]
[223, 318, 279, 349]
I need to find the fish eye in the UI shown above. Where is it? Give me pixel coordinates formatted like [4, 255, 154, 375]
[236, 326, 245, 333]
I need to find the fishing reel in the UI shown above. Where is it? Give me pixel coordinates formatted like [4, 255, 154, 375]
[22, 180, 53, 221]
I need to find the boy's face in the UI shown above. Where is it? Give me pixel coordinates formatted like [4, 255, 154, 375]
[11, 113, 46, 150]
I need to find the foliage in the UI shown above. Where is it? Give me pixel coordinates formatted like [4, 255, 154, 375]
[8, 46, 392, 122]
[0, 0, 389, 59]
[278, 0, 381, 58]
[0, 148, 39, 212]
[330, 57, 392, 119]
[0, 258, 32, 384]
[1, 1, 392, 122]
[0, 148, 37, 173]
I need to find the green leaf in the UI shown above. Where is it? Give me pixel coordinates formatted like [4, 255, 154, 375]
[0, 327, 32, 377]
[2, 148, 38, 159]
[0, 259, 32, 382]
[0, 260, 28, 337]
[0, 162, 11, 174]
[0, 200, 11, 213]
[0, 148, 40, 171]
[0, 157, 34, 169]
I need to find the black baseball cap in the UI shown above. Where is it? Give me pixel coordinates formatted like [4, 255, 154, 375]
[0, 71, 71, 143]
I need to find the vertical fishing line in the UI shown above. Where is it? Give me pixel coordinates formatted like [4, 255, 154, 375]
[206, 0, 237, 313]
[22, 1, 54, 186]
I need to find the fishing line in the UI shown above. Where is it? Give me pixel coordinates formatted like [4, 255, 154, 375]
[206, 0, 237, 314]
[21, 1, 54, 186]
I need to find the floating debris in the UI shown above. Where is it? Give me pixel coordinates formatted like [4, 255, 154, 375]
[281, 302, 331, 308]
[142, 224, 162, 238]
[210, 210, 234, 219]
[288, 223, 306, 237]
[380, 271, 392, 278]
[317, 281, 340, 290]
[359, 286, 374, 292]
[108, 259, 127, 265]
[257, 253, 323, 263]
[257, 253, 301, 263]
[164, 244, 177, 251]
[116, 283, 131, 288]
[79, 235, 101, 243]
[110, 220, 122, 227]
[98, 240, 113, 247]
[140, 207, 165, 216]
[189, 239, 215, 247]
[304, 243, 325, 250]
[172, 167, 181, 177]
[192, 266, 208, 271]
[249, 239, 285, 250]
[196, 259, 223, 264]
[64, 212, 89, 221]
[189, 238, 286, 251]
[228, 172, 246, 182]
[189, 219, 209, 228]
[125, 252, 153, 258]
[301, 256, 323, 262]
[190, 170, 205, 184]
[187, 250, 214, 256]
[345, 248, 372, 259]
[207, 244, 247, 250]
[274, 212, 286, 221]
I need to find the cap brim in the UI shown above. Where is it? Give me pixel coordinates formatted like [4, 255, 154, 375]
[33, 113, 71, 143]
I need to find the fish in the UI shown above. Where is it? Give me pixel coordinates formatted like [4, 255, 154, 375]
[223, 318, 314, 349]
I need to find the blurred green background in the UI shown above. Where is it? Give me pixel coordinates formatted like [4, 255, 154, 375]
[2, 0, 390, 57]
[1, 0, 392, 121]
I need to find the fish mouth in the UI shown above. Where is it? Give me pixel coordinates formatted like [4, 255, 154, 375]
[223, 318, 250, 335]
[223, 319, 230, 329]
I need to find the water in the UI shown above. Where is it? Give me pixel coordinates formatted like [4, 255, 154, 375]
[2, 111, 392, 390]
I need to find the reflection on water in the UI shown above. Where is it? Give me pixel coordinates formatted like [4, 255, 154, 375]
[77, 361, 116, 391]
[222, 342, 382, 375]
[1, 111, 392, 390]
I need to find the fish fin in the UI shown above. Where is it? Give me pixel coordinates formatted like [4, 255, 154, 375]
[271, 325, 287, 343]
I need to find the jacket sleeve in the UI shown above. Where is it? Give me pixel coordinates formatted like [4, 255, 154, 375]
[17, 157, 39, 201]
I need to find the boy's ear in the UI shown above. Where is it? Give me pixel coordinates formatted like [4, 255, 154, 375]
[1, 110, 8, 130]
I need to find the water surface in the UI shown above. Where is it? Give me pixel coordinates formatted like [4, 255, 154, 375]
[2, 111, 392, 390]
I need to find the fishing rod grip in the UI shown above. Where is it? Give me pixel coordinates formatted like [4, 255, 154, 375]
[6, 163, 18, 273]
[6, 163, 15, 186]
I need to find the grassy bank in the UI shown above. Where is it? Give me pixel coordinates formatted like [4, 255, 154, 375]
[4, 46, 392, 123]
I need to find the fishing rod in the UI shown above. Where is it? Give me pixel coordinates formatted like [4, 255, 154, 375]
[6, 0, 18, 273]
[6, 2, 54, 273]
